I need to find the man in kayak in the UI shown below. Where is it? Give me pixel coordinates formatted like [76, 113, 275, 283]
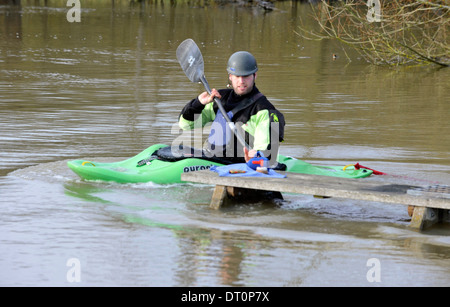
[178, 51, 285, 165]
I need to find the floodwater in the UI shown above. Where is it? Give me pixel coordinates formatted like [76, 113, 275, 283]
[0, 1, 449, 287]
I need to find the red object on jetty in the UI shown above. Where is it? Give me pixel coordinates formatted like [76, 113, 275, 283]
[354, 163, 387, 175]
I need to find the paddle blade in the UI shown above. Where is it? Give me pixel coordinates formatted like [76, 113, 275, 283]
[176, 38, 204, 83]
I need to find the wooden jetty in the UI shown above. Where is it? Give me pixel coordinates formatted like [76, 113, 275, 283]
[181, 171, 450, 230]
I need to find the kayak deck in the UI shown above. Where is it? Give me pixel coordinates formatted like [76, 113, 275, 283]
[67, 144, 372, 184]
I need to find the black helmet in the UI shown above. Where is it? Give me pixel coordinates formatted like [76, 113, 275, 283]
[227, 51, 258, 76]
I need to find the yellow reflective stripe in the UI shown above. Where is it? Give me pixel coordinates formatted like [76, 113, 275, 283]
[243, 109, 270, 151]
[179, 103, 216, 130]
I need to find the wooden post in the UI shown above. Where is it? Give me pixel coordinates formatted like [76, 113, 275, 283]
[409, 206, 441, 230]
[443, 209, 450, 223]
[210, 185, 227, 210]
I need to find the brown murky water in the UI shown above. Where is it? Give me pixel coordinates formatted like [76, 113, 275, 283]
[1, 1, 449, 287]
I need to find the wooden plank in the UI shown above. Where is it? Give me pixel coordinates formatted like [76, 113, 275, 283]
[182, 171, 450, 229]
[181, 171, 450, 210]
[407, 185, 450, 199]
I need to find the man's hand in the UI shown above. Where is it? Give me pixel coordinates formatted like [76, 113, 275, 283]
[244, 147, 257, 163]
[198, 89, 221, 105]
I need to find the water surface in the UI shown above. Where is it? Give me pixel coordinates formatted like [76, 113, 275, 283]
[0, 1, 449, 287]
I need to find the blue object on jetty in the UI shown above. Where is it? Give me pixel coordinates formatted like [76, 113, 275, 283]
[210, 164, 286, 178]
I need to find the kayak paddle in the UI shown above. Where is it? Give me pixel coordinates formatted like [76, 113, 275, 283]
[176, 38, 250, 151]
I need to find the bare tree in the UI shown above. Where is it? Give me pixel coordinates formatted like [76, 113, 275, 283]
[297, 0, 449, 67]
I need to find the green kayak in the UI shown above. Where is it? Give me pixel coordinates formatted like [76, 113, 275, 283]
[67, 144, 372, 184]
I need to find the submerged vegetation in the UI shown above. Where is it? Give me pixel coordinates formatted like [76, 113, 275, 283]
[297, 0, 449, 67]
